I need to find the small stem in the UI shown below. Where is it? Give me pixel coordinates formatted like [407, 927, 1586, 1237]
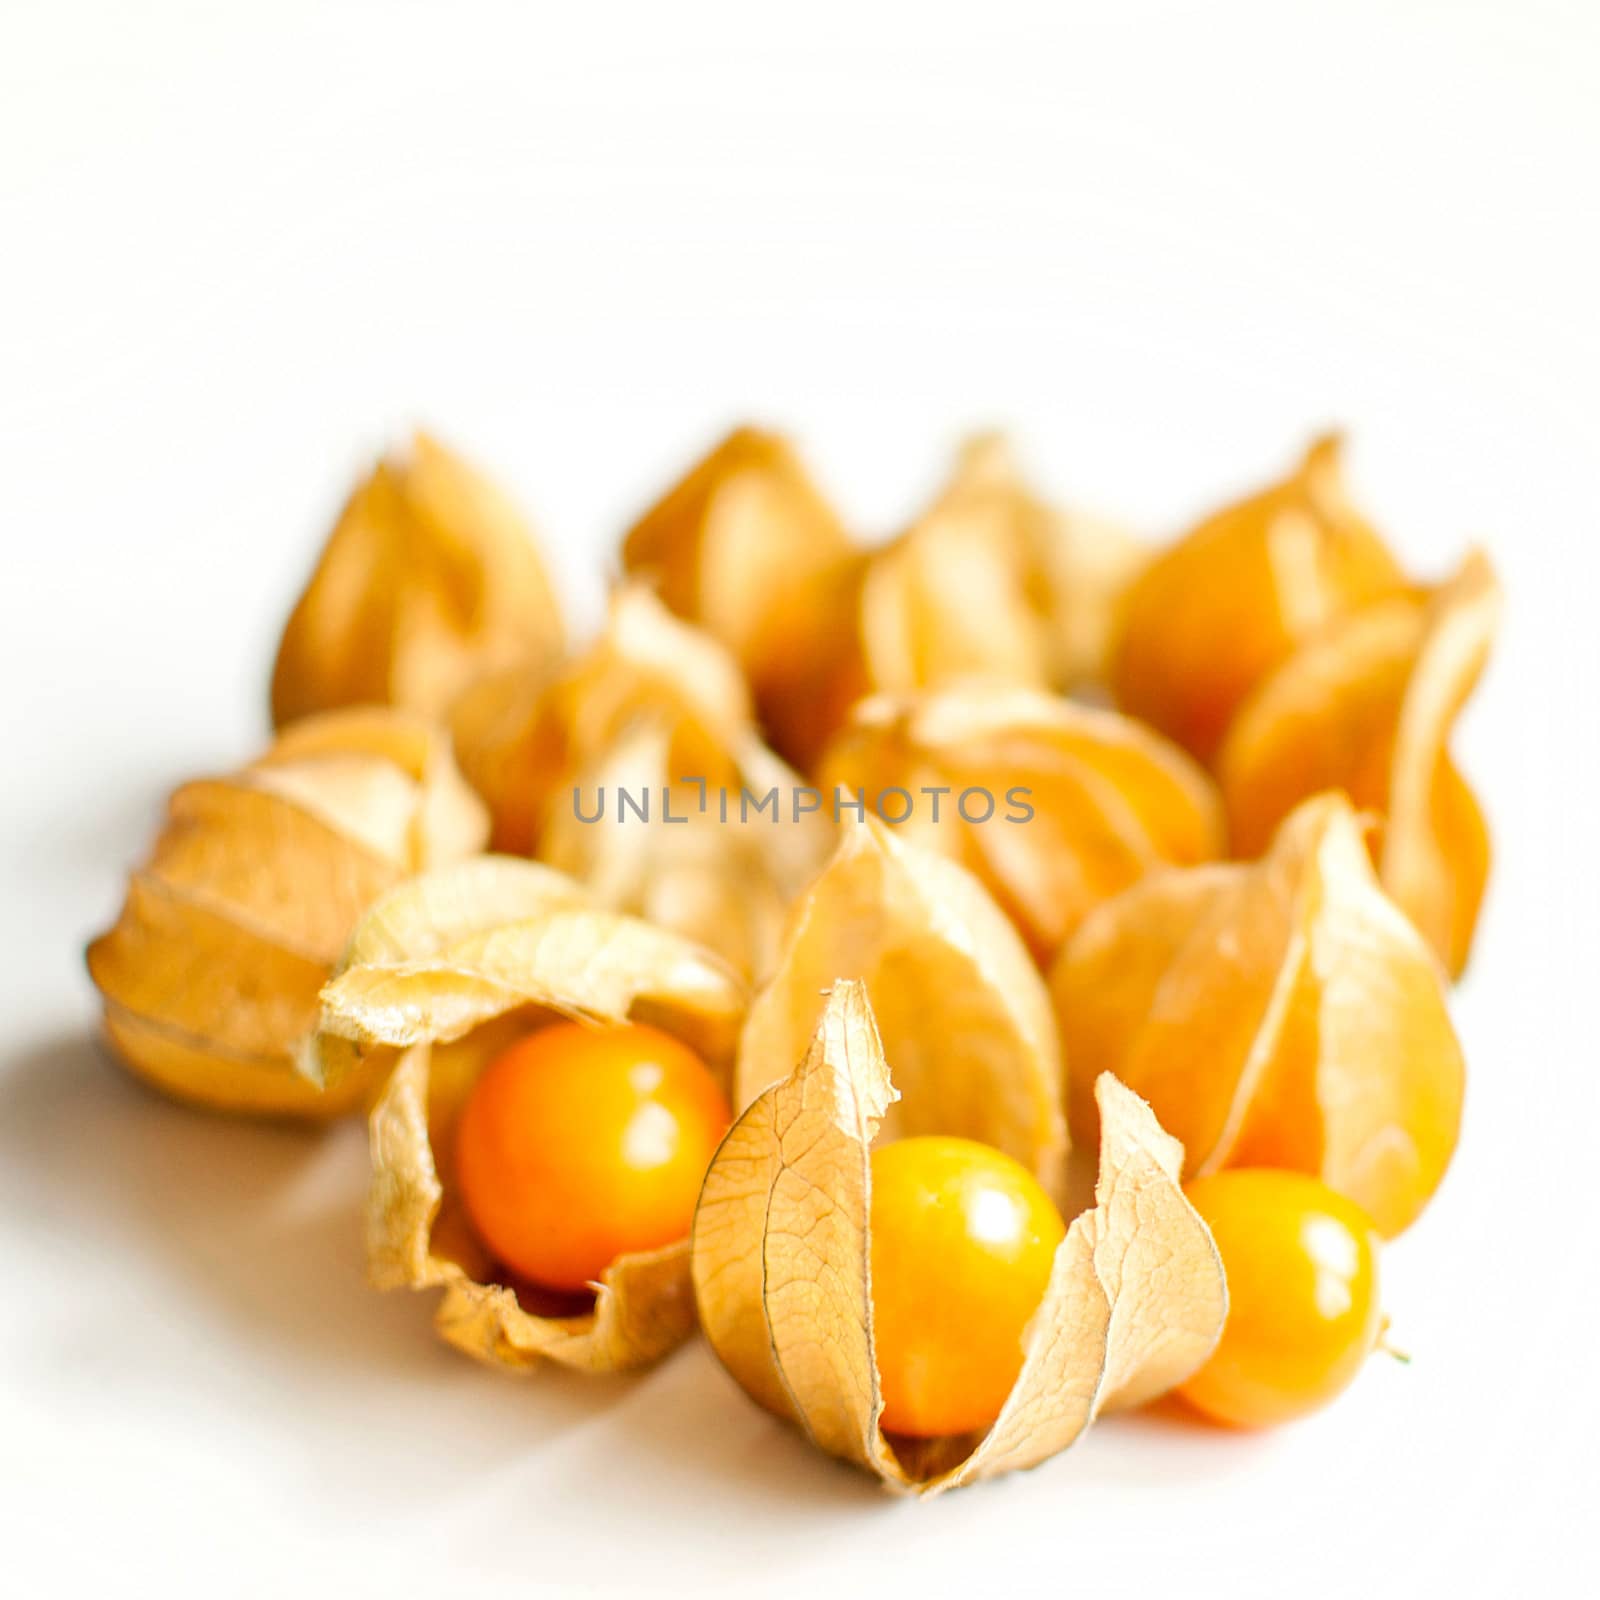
[1376, 1316, 1411, 1364]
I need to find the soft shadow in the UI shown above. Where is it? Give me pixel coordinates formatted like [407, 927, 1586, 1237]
[0, 1031, 889, 1529]
[438, 1342, 896, 1584]
[616, 1342, 887, 1510]
[0, 1033, 632, 1501]
[1041, 1395, 1280, 1490]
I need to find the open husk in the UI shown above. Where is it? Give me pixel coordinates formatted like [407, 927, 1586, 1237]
[692, 980, 1227, 1494]
[450, 585, 833, 978]
[1111, 434, 1407, 763]
[1049, 791, 1466, 1237]
[738, 815, 1068, 1196]
[271, 431, 564, 726]
[819, 682, 1224, 966]
[312, 855, 747, 1373]
[1218, 551, 1501, 977]
[86, 709, 488, 1118]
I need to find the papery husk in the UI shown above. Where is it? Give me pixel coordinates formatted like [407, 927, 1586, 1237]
[450, 585, 833, 976]
[819, 682, 1224, 967]
[258, 704, 491, 869]
[314, 856, 748, 1372]
[301, 853, 595, 1091]
[622, 429, 1075, 773]
[746, 551, 873, 776]
[1218, 551, 1501, 977]
[1049, 791, 1465, 1237]
[858, 441, 1051, 701]
[619, 427, 860, 771]
[1111, 434, 1407, 763]
[738, 815, 1068, 1195]
[449, 583, 755, 854]
[692, 981, 1226, 1494]
[945, 434, 1151, 693]
[367, 1042, 701, 1374]
[764, 440, 1057, 771]
[271, 431, 564, 726]
[539, 719, 833, 982]
[86, 709, 489, 1118]
[621, 426, 853, 672]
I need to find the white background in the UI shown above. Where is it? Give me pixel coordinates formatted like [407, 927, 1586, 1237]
[3, 2, 1597, 1595]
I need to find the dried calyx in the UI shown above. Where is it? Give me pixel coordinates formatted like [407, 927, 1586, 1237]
[819, 681, 1223, 966]
[311, 856, 746, 1373]
[737, 814, 1068, 1194]
[272, 431, 564, 726]
[1111, 434, 1406, 763]
[450, 584, 833, 979]
[86, 708, 487, 1118]
[693, 981, 1227, 1493]
[622, 428, 1143, 771]
[1219, 551, 1501, 976]
[1051, 790, 1466, 1237]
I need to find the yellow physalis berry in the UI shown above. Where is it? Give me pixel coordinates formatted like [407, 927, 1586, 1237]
[455, 1022, 731, 1293]
[1179, 1170, 1383, 1429]
[869, 1136, 1067, 1438]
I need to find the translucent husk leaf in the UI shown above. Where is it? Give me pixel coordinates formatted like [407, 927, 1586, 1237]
[86, 710, 488, 1119]
[1050, 791, 1465, 1236]
[738, 815, 1068, 1196]
[315, 858, 748, 1372]
[539, 718, 833, 982]
[945, 434, 1152, 693]
[859, 442, 1051, 699]
[271, 431, 564, 726]
[621, 426, 853, 671]
[317, 902, 746, 1077]
[692, 981, 1226, 1494]
[259, 704, 490, 868]
[301, 854, 595, 1089]
[619, 425, 865, 774]
[745, 551, 873, 775]
[449, 583, 755, 855]
[450, 586, 832, 976]
[1111, 434, 1407, 763]
[819, 682, 1223, 966]
[624, 431, 1103, 773]
[765, 439, 1057, 771]
[1218, 551, 1501, 977]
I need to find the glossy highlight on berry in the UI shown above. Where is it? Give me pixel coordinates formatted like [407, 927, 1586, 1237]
[869, 1135, 1066, 1439]
[455, 1020, 731, 1293]
[1178, 1169, 1383, 1429]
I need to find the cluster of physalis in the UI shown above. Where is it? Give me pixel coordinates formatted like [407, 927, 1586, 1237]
[87, 427, 1498, 1494]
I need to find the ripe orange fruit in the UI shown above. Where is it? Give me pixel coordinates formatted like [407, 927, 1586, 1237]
[1050, 792, 1464, 1237]
[1179, 1170, 1383, 1428]
[455, 1021, 731, 1292]
[869, 1136, 1066, 1438]
[1111, 435, 1405, 763]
